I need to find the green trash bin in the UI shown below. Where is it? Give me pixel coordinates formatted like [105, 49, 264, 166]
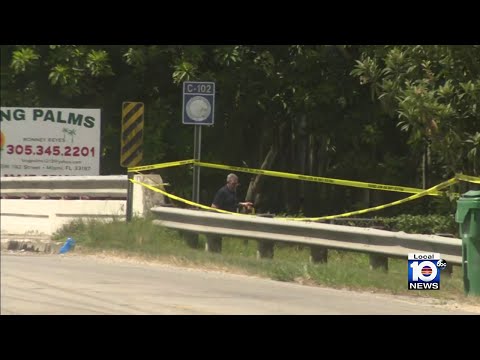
[455, 190, 480, 296]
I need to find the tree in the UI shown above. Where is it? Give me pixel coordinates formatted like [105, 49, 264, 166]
[4, 44, 474, 216]
[351, 45, 480, 184]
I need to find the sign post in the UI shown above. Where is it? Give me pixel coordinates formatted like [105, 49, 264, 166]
[121, 101, 144, 222]
[193, 125, 201, 204]
[182, 81, 215, 204]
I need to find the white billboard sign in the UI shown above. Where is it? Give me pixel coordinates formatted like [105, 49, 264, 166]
[0, 107, 101, 176]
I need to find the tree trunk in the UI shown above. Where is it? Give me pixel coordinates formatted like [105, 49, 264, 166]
[245, 144, 278, 203]
[285, 119, 298, 213]
[297, 114, 308, 213]
[422, 140, 430, 189]
[304, 134, 317, 215]
[245, 121, 287, 208]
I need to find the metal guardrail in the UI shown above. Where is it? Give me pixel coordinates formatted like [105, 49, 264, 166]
[0, 175, 128, 198]
[151, 206, 462, 265]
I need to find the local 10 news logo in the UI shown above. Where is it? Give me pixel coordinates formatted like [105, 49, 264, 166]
[408, 253, 447, 290]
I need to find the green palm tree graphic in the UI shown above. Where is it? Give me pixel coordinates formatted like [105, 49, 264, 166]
[66, 129, 76, 143]
[62, 127, 69, 141]
[61, 128, 77, 143]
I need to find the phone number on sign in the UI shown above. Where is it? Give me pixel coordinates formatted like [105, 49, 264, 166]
[5, 145, 96, 157]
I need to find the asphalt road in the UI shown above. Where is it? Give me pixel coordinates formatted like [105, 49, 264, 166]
[1, 252, 479, 315]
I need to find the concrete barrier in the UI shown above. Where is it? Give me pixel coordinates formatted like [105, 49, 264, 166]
[1, 175, 127, 198]
[0, 174, 166, 235]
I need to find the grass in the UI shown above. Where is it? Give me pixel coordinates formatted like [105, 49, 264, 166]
[52, 217, 480, 306]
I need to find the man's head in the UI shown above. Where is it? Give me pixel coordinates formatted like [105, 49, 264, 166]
[226, 173, 239, 190]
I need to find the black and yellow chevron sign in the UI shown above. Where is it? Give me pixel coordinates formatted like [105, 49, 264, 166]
[121, 101, 144, 168]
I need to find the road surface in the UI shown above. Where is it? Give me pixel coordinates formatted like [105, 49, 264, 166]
[1, 252, 479, 315]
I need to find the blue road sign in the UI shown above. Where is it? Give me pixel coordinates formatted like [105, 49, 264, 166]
[182, 81, 215, 125]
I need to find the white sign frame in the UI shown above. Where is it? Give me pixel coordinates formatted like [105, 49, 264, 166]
[0, 107, 101, 176]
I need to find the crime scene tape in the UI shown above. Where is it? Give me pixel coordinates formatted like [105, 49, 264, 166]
[195, 161, 443, 196]
[130, 177, 458, 221]
[456, 174, 480, 184]
[129, 178, 247, 216]
[282, 177, 459, 221]
[126, 160, 479, 219]
[128, 159, 194, 173]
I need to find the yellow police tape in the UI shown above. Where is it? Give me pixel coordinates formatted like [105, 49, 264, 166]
[130, 177, 459, 221]
[128, 159, 194, 173]
[456, 174, 480, 184]
[128, 160, 480, 190]
[195, 161, 443, 196]
[129, 160, 443, 196]
[127, 160, 480, 220]
[129, 179, 244, 216]
[283, 177, 458, 221]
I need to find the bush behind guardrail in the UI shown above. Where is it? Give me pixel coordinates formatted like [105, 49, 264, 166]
[331, 214, 457, 236]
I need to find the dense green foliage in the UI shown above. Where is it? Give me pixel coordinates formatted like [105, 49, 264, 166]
[2, 45, 479, 216]
[331, 214, 457, 236]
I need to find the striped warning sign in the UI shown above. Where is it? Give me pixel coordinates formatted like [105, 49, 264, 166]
[121, 101, 144, 167]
